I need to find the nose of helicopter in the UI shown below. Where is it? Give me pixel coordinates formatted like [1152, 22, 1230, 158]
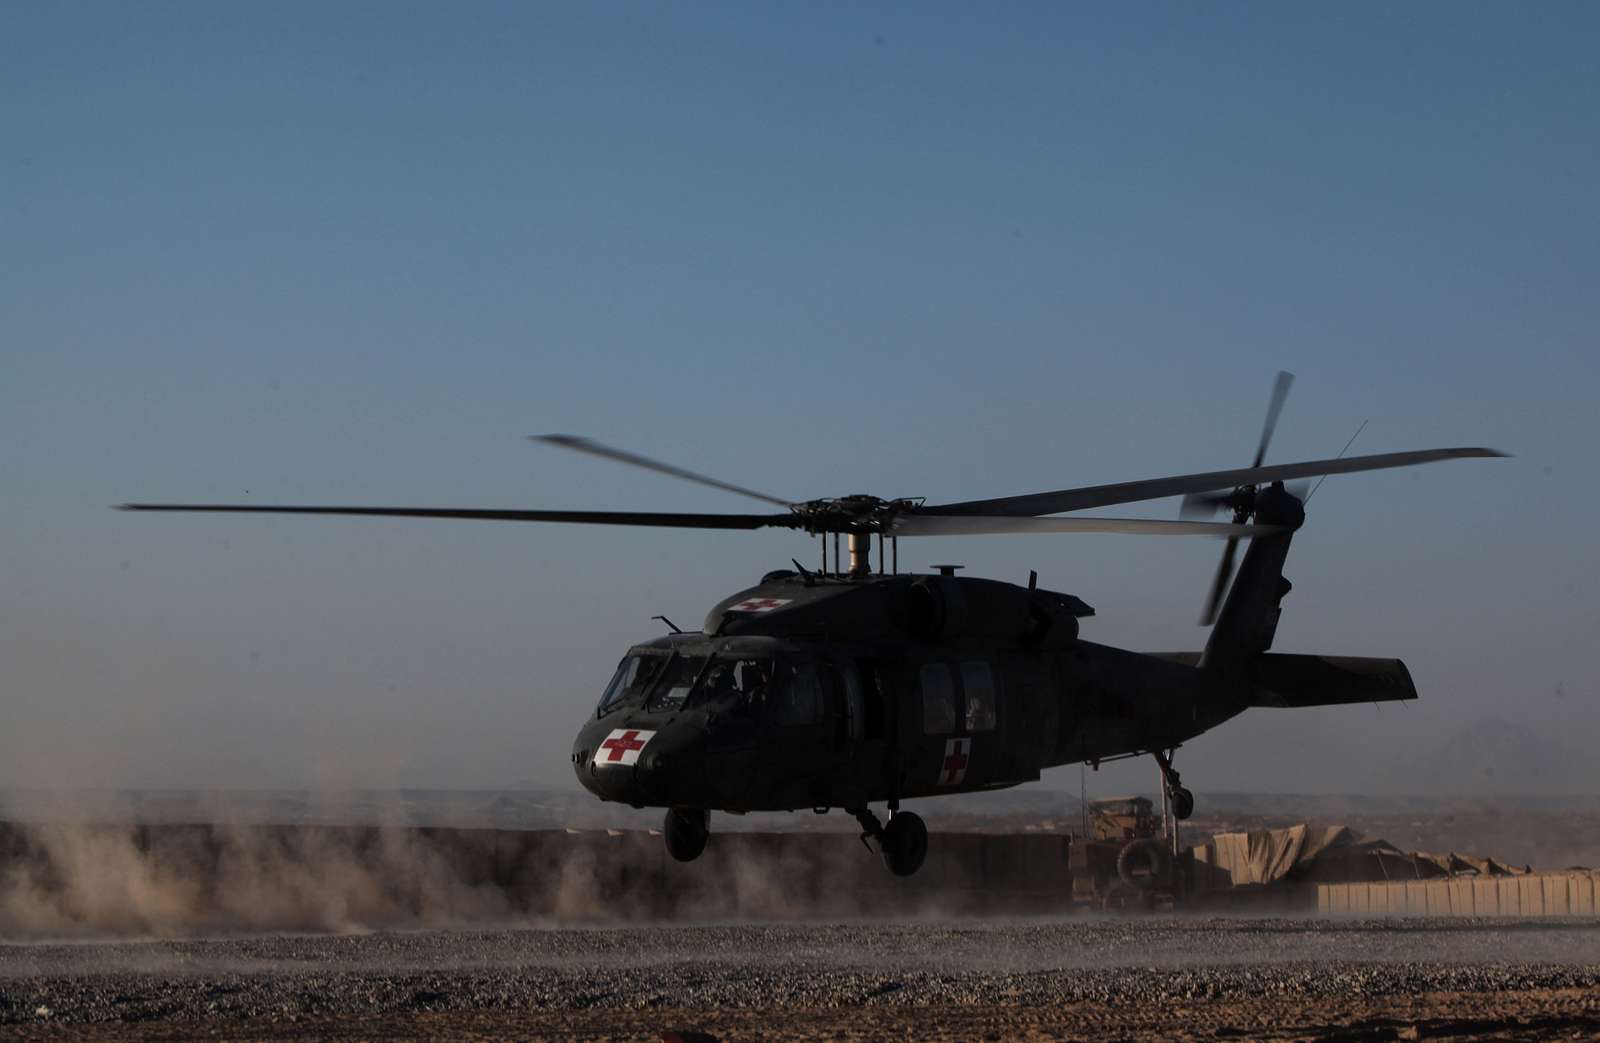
[571, 716, 710, 807]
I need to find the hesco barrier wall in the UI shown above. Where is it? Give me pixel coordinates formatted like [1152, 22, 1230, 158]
[1317, 873, 1600, 918]
[0, 821, 1076, 935]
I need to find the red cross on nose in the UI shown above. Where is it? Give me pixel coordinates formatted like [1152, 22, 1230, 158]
[600, 729, 648, 763]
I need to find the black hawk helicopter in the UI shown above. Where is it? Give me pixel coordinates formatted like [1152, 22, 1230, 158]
[122, 374, 1503, 876]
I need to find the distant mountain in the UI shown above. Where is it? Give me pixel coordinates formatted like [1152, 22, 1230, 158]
[1378, 717, 1599, 795]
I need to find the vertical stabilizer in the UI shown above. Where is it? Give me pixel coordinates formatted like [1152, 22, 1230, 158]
[1198, 483, 1305, 675]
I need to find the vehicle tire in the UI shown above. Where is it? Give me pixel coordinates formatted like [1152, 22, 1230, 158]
[880, 810, 928, 877]
[663, 807, 709, 863]
[1172, 786, 1195, 821]
[1116, 837, 1171, 890]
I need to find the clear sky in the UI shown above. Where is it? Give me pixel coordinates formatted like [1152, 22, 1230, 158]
[4, 2, 1596, 797]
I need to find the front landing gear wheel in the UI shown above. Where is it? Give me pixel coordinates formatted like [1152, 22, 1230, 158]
[1171, 786, 1195, 821]
[664, 807, 709, 862]
[880, 811, 928, 877]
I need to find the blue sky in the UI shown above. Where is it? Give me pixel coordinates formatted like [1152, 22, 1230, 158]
[4, 2, 1596, 795]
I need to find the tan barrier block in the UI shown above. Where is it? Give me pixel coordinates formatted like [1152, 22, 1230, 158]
[1473, 878, 1499, 917]
[1499, 877, 1521, 916]
[1403, 881, 1428, 916]
[1371, 881, 1392, 916]
[1544, 876, 1571, 917]
[1424, 880, 1450, 916]
[1450, 879, 1476, 917]
[1328, 884, 1349, 915]
[1573, 876, 1596, 917]
[1519, 876, 1545, 916]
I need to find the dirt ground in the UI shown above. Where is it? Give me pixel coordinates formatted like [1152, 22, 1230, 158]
[4, 919, 1599, 1041]
[1, 989, 1598, 1041]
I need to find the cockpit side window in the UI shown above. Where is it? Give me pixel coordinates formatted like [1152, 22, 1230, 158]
[693, 657, 774, 709]
[596, 654, 666, 715]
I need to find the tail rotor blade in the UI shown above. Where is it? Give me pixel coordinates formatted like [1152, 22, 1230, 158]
[1200, 536, 1240, 626]
[1179, 490, 1231, 520]
[1252, 371, 1295, 468]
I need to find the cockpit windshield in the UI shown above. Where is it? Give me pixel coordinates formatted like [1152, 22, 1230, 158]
[597, 649, 843, 720]
[596, 653, 668, 714]
[646, 654, 710, 711]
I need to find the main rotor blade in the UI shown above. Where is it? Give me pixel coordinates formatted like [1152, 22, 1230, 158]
[531, 434, 795, 508]
[891, 515, 1279, 537]
[118, 503, 798, 530]
[1252, 371, 1295, 468]
[924, 447, 1507, 518]
[1200, 536, 1241, 626]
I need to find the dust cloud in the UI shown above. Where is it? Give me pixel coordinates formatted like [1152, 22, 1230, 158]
[0, 819, 971, 939]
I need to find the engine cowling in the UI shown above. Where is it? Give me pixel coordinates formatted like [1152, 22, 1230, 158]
[903, 577, 1081, 646]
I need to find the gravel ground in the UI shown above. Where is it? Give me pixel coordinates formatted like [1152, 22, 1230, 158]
[3, 918, 1599, 1040]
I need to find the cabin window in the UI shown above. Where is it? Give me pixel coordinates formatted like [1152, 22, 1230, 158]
[961, 660, 997, 732]
[772, 659, 823, 725]
[597, 654, 667, 714]
[920, 663, 956, 734]
[857, 661, 889, 741]
[839, 662, 864, 741]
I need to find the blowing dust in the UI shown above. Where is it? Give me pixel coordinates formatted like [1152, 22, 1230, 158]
[0, 819, 968, 938]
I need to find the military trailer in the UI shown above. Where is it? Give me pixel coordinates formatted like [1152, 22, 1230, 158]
[1069, 796, 1182, 910]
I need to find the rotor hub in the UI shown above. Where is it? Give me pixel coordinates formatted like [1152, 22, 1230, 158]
[791, 495, 925, 535]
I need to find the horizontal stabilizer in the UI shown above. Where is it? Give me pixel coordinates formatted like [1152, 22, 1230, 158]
[1148, 652, 1418, 707]
[1247, 654, 1417, 708]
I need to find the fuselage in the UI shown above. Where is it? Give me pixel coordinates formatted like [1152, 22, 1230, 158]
[571, 571, 1246, 813]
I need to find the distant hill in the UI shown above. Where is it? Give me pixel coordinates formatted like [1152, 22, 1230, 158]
[1378, 717, 1599, 796]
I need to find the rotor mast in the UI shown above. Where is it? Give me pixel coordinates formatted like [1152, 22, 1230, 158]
[848, 532, 872, 576]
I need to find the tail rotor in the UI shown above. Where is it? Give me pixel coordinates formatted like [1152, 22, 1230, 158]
[1185, 371, 1299, 625]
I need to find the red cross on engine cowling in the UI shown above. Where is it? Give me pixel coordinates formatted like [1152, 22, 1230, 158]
[728, 597, 791, 613]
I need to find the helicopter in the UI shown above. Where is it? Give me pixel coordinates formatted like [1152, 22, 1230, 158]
[121, 374, 1503, 876]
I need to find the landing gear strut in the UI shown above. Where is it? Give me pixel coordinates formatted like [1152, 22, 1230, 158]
[852, 805, 928, 877]
[1152, 749, 1194, 821]
[663, 807, 709, 862]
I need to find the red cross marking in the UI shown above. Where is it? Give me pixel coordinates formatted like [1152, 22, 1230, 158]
[600, 730, 648, 763]
[942, 743, 969, 784]
[734, 597, 785, 611]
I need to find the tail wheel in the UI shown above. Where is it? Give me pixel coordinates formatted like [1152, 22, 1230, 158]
[1116, 837, 1172, 890]
[880, 810, 928, 877]
[1171, 786, 1195, 821]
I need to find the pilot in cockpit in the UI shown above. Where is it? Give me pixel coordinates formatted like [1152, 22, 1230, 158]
[704, 663, 738, 702]
[737, 660, 769, 706]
